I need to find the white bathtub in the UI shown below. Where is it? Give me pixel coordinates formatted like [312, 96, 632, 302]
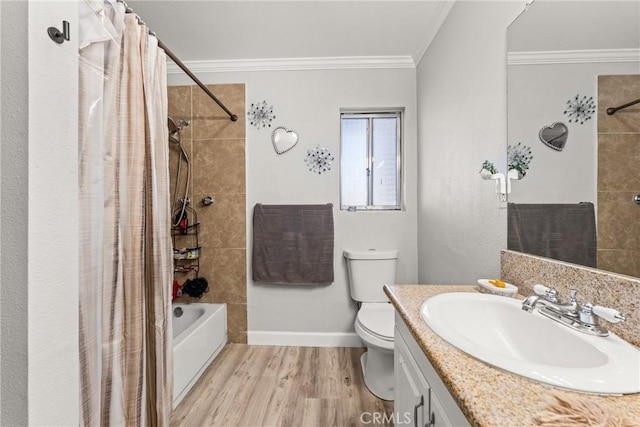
[172, 303, 227, 408]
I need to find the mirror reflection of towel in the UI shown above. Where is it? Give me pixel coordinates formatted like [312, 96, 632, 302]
[252, 204, 334, 285]
[508, 203, 596, 268]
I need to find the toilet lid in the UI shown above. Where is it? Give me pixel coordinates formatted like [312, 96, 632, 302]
[357, 303, 395, 340]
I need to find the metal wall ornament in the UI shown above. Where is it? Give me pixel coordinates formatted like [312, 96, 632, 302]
[271, 126, 299, 154]
[247, 100, 276, 129]
[539, 122, 569, 151]
[563, 94, 595, 124]
[304, 145, 334, 174]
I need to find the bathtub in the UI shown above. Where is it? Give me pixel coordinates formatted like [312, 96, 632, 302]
[172, 303, 227, 408]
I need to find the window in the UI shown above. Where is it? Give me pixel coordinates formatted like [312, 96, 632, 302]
[340, 111, 402, 210]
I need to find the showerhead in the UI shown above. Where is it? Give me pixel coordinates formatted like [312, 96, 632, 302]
[168, 116, 190, 145]
[168, 117, 181, 145]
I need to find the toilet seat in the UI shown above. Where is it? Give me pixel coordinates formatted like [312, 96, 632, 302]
[356, 303, 395, 342]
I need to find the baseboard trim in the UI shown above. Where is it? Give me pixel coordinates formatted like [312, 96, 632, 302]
[248, 331, 363, 347]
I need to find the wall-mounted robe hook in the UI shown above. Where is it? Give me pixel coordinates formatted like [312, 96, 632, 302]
[48, 21, 70, 44]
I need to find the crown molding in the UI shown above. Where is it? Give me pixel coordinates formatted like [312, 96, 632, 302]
[508, 48, 640, 65]
[413, 0, 456, 65]
[166, 55, 416, 74]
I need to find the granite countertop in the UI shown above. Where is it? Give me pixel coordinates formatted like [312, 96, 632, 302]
[384, 284, 640, 427]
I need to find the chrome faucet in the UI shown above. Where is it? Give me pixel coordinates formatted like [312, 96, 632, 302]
[521, 285, 578, 315]
[521, 284, 625, 337]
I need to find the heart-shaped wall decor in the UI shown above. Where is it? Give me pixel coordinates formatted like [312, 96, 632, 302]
[271, 127, 299, 154]
[539, 122, 569, 151]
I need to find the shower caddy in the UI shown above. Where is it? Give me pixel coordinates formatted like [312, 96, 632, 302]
[172, 206, 200, 278]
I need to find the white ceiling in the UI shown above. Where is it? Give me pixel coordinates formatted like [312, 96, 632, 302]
[127, 1, 451, 64]
[125, 1, 640, 67]
[508, 0, 640, 52]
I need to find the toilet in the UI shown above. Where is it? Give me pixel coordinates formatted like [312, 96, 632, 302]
[344, 249, 398, 401]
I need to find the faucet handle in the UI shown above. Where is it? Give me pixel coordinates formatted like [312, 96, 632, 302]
[533, 284, 558, 302]
[532, 284, 549, 295]
[592, 305, 625, 323]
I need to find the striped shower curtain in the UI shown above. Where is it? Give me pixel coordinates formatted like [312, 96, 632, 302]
[79, 1, 173, 425]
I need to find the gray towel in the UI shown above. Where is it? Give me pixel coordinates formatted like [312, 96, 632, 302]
[508, 202, 597, 268]
[252, 204, 334, 285]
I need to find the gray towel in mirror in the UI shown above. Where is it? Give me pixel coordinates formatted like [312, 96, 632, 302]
[508, 202, 597, 268]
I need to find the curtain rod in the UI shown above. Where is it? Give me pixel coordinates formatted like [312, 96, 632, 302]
[118, 0, 238, 122]
[157, 40, 238, 121]
[606, 98, 640, 116]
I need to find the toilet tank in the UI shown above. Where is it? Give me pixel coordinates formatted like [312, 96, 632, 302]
[343, 249, 398, 302]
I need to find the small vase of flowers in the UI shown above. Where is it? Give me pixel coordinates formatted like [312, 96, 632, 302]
[479, 160, 498, 180]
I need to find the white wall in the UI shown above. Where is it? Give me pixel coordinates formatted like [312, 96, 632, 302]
[0, 1, 79, 425]
[27, 2, 79, 424]
[416, 1, 527, 284]
[169, 67, 419, 344]
[508, 60, 639, 204]
[1, 1, 29, 423]
[0, 3, 3, 417]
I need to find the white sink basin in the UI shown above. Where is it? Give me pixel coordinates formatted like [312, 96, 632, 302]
[420, 292, 640, 394]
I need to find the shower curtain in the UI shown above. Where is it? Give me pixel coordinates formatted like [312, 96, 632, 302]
[79, 1, 173, 425]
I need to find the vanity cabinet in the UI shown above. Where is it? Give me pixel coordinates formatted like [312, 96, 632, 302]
[395, 312, 470, 427]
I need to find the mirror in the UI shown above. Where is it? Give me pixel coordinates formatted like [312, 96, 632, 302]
[538, 122, 568, 152]
[271, 126, 299, 155]
[507, 1, 640, 276]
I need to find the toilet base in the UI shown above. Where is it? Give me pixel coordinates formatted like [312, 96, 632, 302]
[360, 350, 394, 401]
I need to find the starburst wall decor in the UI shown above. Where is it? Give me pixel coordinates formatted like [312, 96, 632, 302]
[304, 145, 334, 174]
[507, 143, 533, 179]
[563, 94, 595, 125]
[247, 101, 276, 129]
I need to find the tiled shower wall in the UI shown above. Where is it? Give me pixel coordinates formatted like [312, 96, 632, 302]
[168, 84, 247, 343]
[597, 75, 640, 277]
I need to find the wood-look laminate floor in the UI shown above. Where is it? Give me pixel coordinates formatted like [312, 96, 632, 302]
[171, 344, 394, 427]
